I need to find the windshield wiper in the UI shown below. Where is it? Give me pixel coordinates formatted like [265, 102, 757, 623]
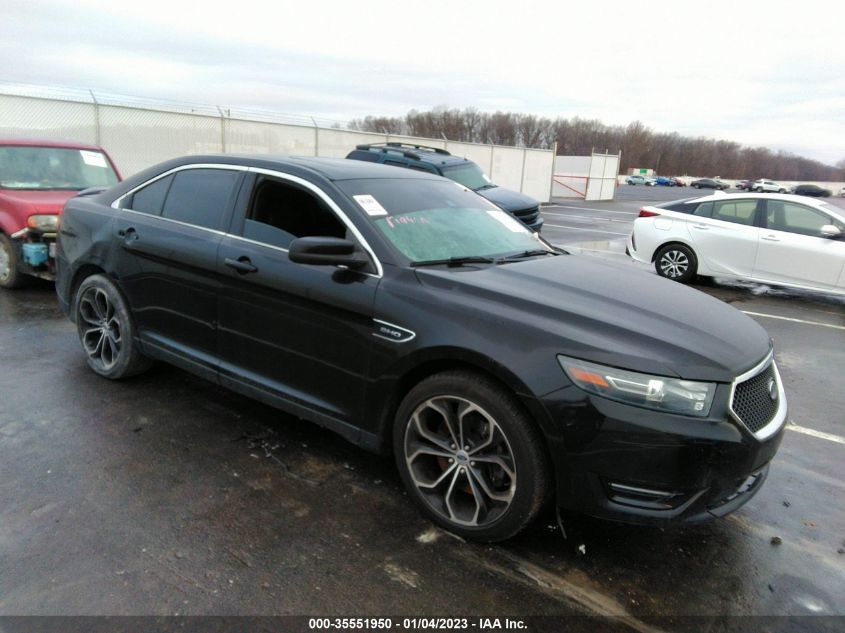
[411, 255, 498, 268]
[496, 249, 559, 262]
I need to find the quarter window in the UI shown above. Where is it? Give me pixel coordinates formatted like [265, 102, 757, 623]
[712, 200, 758, 226]
[122, 175, 173, 214]
[243, 177, 347, 250]
[765, 201, 842, 237]
[693, 201, 713, 217]
[161, 169, 241, 230]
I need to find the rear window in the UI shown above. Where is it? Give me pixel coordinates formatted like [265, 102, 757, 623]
[656, 197, 699, 213]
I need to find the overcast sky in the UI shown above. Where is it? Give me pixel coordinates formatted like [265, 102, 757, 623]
[2, 0, 843, 164]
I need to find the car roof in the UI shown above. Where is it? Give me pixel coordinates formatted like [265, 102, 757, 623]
[656, 191, 839, 210]
[231, 154, 446, 180]
[0, 137, 106, 151]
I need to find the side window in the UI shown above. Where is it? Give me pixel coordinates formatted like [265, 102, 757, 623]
[122, 174, 174, 214]
[347, 150, 379, 162]
[161, 169, 240, 230]
[766, 201, 842, 237]
[693, 201, 714, 217]
[243, 177, 347, 250]
[713, 200, 757, 226]
[408, 163, 436, 173]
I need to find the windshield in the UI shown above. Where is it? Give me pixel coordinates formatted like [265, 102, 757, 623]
[337, 179, 548, 263]
[0, 146, 119, 190]
[441, 162, 493, 191]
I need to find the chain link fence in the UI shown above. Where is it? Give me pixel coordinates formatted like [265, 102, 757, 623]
[0, 83, 554, 201]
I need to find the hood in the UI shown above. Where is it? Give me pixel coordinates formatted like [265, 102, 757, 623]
[415, 255, 771, 383]
[476, 186, 538, 212]
[0, 189, 75, 215]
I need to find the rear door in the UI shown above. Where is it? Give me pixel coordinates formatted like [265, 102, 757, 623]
[216, 171, 380, 427]
[685, 198, 762, 277]
[113, 166, 245, 376]
[752, 199, 845, 290]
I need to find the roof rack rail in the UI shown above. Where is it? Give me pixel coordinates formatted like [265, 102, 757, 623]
[358, 142, 451, 156]
[354, 143, 423, 160]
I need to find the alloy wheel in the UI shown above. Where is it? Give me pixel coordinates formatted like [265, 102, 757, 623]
[78, 287, 122, 370]
[403, 396, 516, 527]
[659, 250, 689, 278]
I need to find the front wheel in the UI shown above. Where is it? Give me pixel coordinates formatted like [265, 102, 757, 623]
[393, 370, 550, 542]
[0, 234, 28, 289]
[75, 274, 152, 379]
[655, 244, 697, 283]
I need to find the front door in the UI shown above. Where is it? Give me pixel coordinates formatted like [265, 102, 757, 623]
[216, 172, 379, 430]
[753, 199, 845, 290]
[685, 198, 762, 277]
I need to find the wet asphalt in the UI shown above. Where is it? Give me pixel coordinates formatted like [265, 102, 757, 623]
[1, 189, 844, 629]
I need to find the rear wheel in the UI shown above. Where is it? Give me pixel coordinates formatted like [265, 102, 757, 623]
[0, 234, 28, 289]
[393, 370, 550, 542]
[75, 274, 152, 379]
[655, 244, 697, 283]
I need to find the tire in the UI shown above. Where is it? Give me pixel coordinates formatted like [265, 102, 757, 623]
[693, 184, 700, 189]
[755, 187, 763, 192]
[778, 189, 786, 193]
[654, 243, 697, 283]
[393, 370, 551, 542]
[0, 233, 28, 289]
[75, 274, 152, 379]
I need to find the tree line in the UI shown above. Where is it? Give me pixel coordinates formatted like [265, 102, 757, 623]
[349, 108, 844, 181]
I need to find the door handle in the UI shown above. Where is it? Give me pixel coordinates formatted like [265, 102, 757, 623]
[692, 224, 709, 230]
[225, 256, 258, 274]
[761, 235, 781, 242]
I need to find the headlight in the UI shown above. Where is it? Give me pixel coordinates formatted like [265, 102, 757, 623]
[27, 214, 60, 232]
[558, 355, 716, 417]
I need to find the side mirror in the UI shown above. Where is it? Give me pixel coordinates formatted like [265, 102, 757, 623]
[288, 236, 369, 268]
[820, 225, 842, 238]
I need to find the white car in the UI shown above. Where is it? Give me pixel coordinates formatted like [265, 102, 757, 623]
[626, 192, 845, 295]
[751, 179, 788, 193]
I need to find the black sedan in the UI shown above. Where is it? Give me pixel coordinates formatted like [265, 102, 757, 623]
[56, 156, 787, 541]
[690, 178, 729, 190]
[792, 184, 832, 197]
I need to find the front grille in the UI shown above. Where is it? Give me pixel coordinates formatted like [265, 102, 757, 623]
[513, 206, 540, 225]
[732, 362, 779, 433]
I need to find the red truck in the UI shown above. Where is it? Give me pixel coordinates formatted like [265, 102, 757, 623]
[0, 138, 121, 288]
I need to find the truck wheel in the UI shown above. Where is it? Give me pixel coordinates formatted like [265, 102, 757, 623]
[75, 274, 152, 379]
[0, 234, 28, 289]
[394, 370, 550, 542]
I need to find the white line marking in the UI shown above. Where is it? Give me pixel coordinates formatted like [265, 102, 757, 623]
[741, 311, 845, 331]
[543, 211, 633, 223]
[545, 204, 637, 215]
[543, 223, 629, 236]
[788, 423, 845, 445]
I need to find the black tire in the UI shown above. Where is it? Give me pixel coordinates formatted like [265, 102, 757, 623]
[692, 184, 700, 189]
[75, 274, 152, 379]
[0, 233, 28, 289]
[755, 187, 763, 192]
[778, 189, 786, 193]
[393, 370, 551, 542]
[654, 243, 697, 283]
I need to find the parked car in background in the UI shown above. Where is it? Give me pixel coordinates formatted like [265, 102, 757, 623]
[57, 155, 787, 541]
[627, 192, 845, 296]
[626, 175, 657, 186]
[671, 177, 687, 187]
[654, 176, 676, 186]
[346, 143, 542, 232]
[0, 138, 121, 289]
[690, 178, 730, 190]
[791, 184, 832, 197]
[736, 180, 751, 190]
[751, 179, 787, 193]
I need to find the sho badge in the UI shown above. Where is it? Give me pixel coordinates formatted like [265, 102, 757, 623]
[373, 319, 416, 343]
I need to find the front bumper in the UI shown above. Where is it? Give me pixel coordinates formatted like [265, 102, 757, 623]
[9, 229, 57, 280]
[539, 372, 786, 526]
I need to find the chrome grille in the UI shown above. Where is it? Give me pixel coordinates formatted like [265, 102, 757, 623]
[732, 362, 779, 434]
